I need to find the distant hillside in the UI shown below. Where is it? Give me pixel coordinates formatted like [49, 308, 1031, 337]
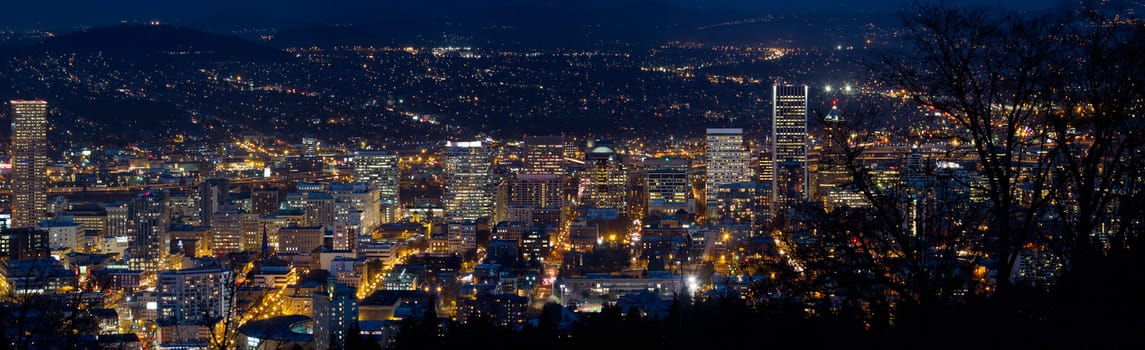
[33, 24, 288, 63]
[267, 1, 859, 49]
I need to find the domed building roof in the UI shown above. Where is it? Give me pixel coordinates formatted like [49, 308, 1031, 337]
[589, 145, 615, 154]
[238, 315, 313, 344]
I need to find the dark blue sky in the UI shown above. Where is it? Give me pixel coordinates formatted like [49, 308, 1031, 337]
[2, 0, 1068, 30]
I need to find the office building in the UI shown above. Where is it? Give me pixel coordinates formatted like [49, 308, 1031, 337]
[35, 215, 84, 253]
[446, 220, 478, 253]
[580, 140, 628, 214]
[278, 225, 325, 253]
[156, 267, 233, 325]
[705, 128, 752, 221]
[330, 181, 381, 242]
[644, 157, 692, 216]
[313, 281, 359, 350]
[0, 227, 50, 259]
[129, 190, 168, 272]
[9, 100, 48, 229]
[352, 150, 400, 223]
[443, 141, 494, 222]
[252, 190, 280, 217]
[506, 174, 564, 226]
[198, 178, 228, 226]
[524, 135, 565, 176]
[772, 85, 810, 214]
[303, 192, 335, 227]
[211, 204, 243, 255]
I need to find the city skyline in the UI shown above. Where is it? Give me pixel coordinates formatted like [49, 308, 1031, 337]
[0, 1, 1142, 349]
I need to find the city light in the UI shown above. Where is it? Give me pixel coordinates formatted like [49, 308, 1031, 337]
[0, 2, 1137, 348]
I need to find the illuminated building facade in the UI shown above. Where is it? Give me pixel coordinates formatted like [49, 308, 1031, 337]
[524, 135, 566, 176]
[10, 100, 48, 229]
[816, 101, 863, 209]
[313, 281, 358, 350]
[352, 150, 400, 223]
[507, 174, 564, 226]
[156, 267, 233, 325]
[128, 190, 168, 272]
[211, 205, 243, 255]
[705, 128, 752, 220]
[278, 225, 324, 253]
[580, 140, 628, 214]
[772, 85, 810, 215]
[0, 227, 49, 259]
[330, 182, 380, 249]
[443, 141, 494, 222]
[447, 220, 478, 253]
[643, 157, 691, 216]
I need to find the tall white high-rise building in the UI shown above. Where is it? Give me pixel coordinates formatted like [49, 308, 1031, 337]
[705, 128, 752, 220]
[352, 150, 400, 223]
[330, 181, 380, 248]
[772, 85, 810, 214]
[9, 100, 48, 229]
[443, 141, 493, 222]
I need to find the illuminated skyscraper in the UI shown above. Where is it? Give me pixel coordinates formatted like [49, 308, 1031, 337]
[772, 85, 809, 214]
[352, 150, 400, 223]
[509, 174, 564, 209]
[129, 190, 168, 272]
[580, 140, 628, 214]
[329, 181, 380, 247]
[816, 100, 865, 209]
[443, 141, 494, 222]
[507, 174, 565, 226]
[524, 135, 565, 176]
[9, 100, 48, 229]
[705, 128, 752, 220]
[644, 157, 691, 216]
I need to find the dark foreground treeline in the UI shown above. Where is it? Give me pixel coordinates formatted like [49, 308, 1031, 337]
[392, 244, 1143, 350]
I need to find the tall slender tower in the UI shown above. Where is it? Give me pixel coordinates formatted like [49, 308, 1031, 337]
[581, 140, 628, 214]
[704, 128, 752, 221]
[772, 85, 809, 215]
[443, 141, 494, 222]
[352, 150, 400, 223]
[128, 189, 168, 272]
[10, 100, 48, 229]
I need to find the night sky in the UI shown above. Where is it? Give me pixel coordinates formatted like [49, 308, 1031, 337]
[3, 0, 1071, 30]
